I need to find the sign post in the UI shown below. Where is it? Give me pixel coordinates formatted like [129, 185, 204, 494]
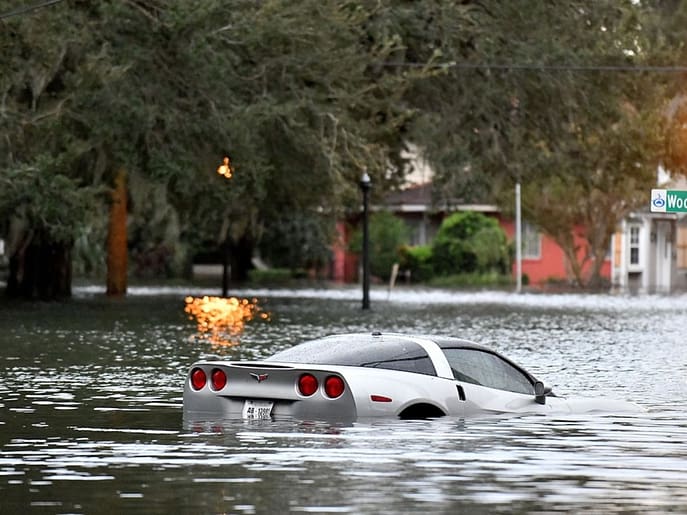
[651, 189, 687, 213]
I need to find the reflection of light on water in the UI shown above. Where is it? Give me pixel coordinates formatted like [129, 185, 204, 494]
[184, 296, 269, 347]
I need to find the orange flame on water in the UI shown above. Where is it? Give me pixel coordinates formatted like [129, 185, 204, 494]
[184, 295, 269, 347]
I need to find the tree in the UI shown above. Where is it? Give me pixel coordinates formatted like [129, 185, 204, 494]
[0, 0, 679, 297]
[0, 1, 429, 297]
[517, 105, 662, 288]
[106, 168, 128, 295]
[0, 156, 102, 299]
[400, 1, 665, 287]
[349, 211, 409, 281]
[187, 1, 432, 279]
[258, 212, 334, 274]
[646, 0, 687, 176]
[0, 2, 107, 298]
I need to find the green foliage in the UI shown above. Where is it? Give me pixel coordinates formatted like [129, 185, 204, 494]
[0, 0, 685, 294]
[259, 212, 334, 271]
[432, 212, 510, 276]
[72, 223, 108, 278]
[402, 1, 666, 288]
[398, 245, 433, 282]
[350, 211, 409, 280]
[0, 156, 104, 246]
[0, 0, 435, 288]
[247, 268, 294, 286]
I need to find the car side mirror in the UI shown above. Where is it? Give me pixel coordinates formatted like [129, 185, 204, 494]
[534, 381, 546, 405]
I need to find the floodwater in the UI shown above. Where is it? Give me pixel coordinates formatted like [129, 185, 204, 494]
[1, 285, 686, 514]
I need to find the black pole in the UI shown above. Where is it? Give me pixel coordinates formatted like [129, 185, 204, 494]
[216, 154, 233, 297]
[360, 172, 371, 310]
[221, 238, 230, 297]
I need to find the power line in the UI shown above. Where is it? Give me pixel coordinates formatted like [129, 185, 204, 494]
[0, 0, 64, 20]
[385, 61, 687, 73]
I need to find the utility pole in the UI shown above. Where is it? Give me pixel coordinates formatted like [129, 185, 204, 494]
[515, 182, 522, 293]
[360, 171, 371, 309]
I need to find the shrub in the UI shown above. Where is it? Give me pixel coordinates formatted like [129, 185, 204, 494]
[432, 212, 511, 276]
[398, 244, 433, 282]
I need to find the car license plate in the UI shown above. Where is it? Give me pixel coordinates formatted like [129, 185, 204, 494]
[242, 400, 273, 419]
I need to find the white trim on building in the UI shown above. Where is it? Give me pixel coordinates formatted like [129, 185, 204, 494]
[612, 212, 687, 294]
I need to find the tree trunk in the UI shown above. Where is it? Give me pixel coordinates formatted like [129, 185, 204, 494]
[587, 238, 611, 290]
[106, 167, 128, 296]
[6, 235, 72, 300]
[230, 234, 254, 282]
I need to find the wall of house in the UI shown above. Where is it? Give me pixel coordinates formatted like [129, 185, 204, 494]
[333, 211, 611, 287]
[332, 222, 358, 283]
[499, 218, 610, 286]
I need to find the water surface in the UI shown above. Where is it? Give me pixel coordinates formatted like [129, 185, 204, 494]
[1, 286, 686, 513]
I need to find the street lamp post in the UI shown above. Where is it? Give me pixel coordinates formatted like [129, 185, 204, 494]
[217, 155, 234, 297]
[360, 171, 371, 310]
[221, 238, 230, 298]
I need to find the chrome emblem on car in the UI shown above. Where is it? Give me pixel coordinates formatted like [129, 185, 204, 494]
[250, 373, 269, 383]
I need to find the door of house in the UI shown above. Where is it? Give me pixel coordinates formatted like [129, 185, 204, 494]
[653, 220, 673, 293]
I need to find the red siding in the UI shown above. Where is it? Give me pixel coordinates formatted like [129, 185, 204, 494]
[500, 218, 610, 285]
[332, 214, 610, 286]
[332, 222, 358, 283]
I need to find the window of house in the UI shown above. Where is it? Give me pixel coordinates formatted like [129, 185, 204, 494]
[629, 225, 640, 266]
[522, 221, 541, 259]
[677, 226, 687, 269]
[406, 219, 425, 246]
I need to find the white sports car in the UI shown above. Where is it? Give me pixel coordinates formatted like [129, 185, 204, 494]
[183, 332, 642, 420]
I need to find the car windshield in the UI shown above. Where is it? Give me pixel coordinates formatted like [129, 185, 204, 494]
[267, 334, 437, 376]
[441, 347, 534, 395]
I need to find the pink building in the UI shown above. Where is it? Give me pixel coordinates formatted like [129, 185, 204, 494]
[333, 183, 611, 287]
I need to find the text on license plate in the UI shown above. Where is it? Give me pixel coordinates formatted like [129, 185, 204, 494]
[242, 400, 273, 419]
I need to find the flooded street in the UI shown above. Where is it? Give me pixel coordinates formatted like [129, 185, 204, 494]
[1, 286, 686, 513]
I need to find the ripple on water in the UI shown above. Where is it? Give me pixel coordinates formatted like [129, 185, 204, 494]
[1, 291, 687, 513]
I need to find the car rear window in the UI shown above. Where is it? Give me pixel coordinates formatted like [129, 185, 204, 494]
[267, 335, 436, 376]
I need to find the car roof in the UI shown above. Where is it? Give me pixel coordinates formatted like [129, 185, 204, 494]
[321, 333, 533, 380]
[266, 332, 491, 378]
[410, 334, 493, 351]
[264, 333, 423, 376]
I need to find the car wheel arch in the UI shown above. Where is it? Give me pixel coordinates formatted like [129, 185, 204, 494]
[398, 402, 446, 420]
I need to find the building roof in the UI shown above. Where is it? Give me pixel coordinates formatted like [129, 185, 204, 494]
[384, 182, 498, 214]
[385, 183, 433, 206]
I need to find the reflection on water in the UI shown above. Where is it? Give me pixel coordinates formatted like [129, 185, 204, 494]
[1, 287, 687, 513]
[183, 295, 269, 347]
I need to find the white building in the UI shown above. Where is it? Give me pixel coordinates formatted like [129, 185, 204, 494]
[611, 174, 687, 294]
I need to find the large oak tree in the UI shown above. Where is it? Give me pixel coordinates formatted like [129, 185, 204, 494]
[0, 0, 683, 296]
[401, 1, 666, 287]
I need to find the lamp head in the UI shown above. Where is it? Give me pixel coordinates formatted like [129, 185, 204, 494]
[359, 171, 371, 190]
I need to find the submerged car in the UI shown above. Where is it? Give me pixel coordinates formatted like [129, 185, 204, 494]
[183, 332, 642, 420]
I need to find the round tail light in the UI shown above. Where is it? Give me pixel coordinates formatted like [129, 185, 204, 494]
[324, 375, 345, 398]
[297, 373, 318, 396]
[211, 368, 227, 390]
[190, 368, 207, 390]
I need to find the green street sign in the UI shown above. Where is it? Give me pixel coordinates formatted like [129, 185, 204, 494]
[651, 189, 687, 213]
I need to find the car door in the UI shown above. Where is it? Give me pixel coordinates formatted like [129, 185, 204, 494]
[441, 348, 552, 415]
